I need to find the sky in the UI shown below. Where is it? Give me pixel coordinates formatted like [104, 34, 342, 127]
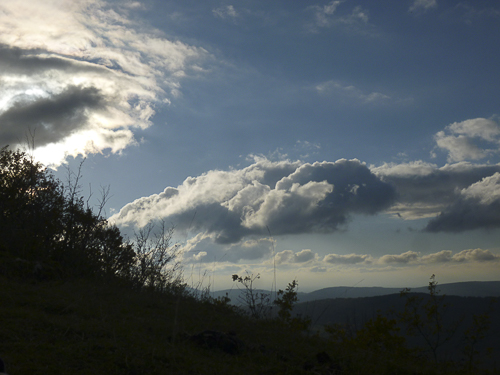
[1, 0, 500, 292]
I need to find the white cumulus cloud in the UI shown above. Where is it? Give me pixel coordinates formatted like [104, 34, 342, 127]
[433, 118, 500, 162]
[111, 157, 397, 244]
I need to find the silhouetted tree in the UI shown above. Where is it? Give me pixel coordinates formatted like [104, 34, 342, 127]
[131, 221, 183, 292]
[0, 145, 135, 280]
[398, 274, 462, 363]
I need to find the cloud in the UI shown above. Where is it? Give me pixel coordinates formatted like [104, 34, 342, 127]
[433, 118, 500, 162]
[376, 154, 500, 232]
[323, 253, 371, 264]
[424, 172, 500, 232]
[310, 0, 343, 27]
[307, 1, 370, 32]
[420, 250, 453, 263]
[378, 249, 499, 266]
[434, 133, 488, 162]
[180, 232, 274, 264]
[409, 0, 437, 13]
[0, 0, 208, 166]
[452, 248, 499, 262]
[316, 80, 390, 104]
[213, 5, 239, 20]
[419, 249, 499, 263]
[379, 251, 419, 264]
[181, 237, 499, 271]
[373, 161, 500, 220]
[111, 157, 397, 244]
[0, 84, 106, 146]
[461, 172, 500, 205]
[371, 117, 500, 226]
[277, 248, 500, 269]
[275, 249, 317, 264]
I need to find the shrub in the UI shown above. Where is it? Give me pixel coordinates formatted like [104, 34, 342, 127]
[0, 146, 133, 281]
[232, 273, 271, 319]
[274, 279, 311, 331]
[130, 221, 184, 293]
[398, 274, 461, 363]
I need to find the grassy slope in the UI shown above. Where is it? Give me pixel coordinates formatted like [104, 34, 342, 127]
[2, 275, 499, 375]
[0, 276, 331, 375]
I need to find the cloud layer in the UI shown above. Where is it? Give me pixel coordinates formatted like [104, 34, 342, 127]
[111, 157, 397, 244]
[372, 117, 500, 232]
[425, 172, 500, 232]
[181, 238, 499, 268]
[0, 0, 208, 166]
[373, 161, 500, 221]
[111, 115, 500, 265]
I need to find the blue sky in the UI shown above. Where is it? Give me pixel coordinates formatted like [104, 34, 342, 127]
[1, 0, 500, 291]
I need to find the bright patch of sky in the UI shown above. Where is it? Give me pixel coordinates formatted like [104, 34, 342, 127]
[1, 0, 500, 291]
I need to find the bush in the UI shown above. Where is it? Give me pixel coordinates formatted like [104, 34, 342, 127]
[232, 273, 271, 319]
[398, 274, 461, 363]
[130, 221, 184, 293]
[0, 146, 136, 283]
[274, 280, 311, 331]
[0, 145, 65, 264]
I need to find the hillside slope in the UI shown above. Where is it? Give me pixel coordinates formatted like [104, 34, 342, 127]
[0, 276, 333, 375]
[2, 276, 500, 374]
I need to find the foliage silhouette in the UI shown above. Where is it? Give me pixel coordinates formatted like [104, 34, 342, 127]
[322, 275, 497, 373]
[398, 274, 462, 363]
[232, 272, 271, 319]
[0, 145, 181, 291]
[274, 279, 311, 331]
[131, 220, 183, 292]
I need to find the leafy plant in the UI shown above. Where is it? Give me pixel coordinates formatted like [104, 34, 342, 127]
[0, 145, 182, 292]
[398, 274, 462, 363]
[232, 272, 271, 319]
[131, 221, 184, 293]
[274, 279, 311, 331]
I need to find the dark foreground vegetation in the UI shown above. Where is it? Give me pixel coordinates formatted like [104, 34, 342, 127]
[1, 145, 499, 374]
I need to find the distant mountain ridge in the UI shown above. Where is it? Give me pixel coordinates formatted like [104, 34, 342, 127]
[206, 281, 500, 305]
[298, 280, 500, 302]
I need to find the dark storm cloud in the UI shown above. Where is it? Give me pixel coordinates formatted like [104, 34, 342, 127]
[111, 158, 397, 244]
[0, 85, 106, 146]
[372, 117, 500, 231]
[278, 159, 397, 214]
[424, 172, 500, 232]
[373, 162, 500, 220]
[254, 159, 398, 236]
[425, 199, 500, 232]
[378, 249, 500, 265]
